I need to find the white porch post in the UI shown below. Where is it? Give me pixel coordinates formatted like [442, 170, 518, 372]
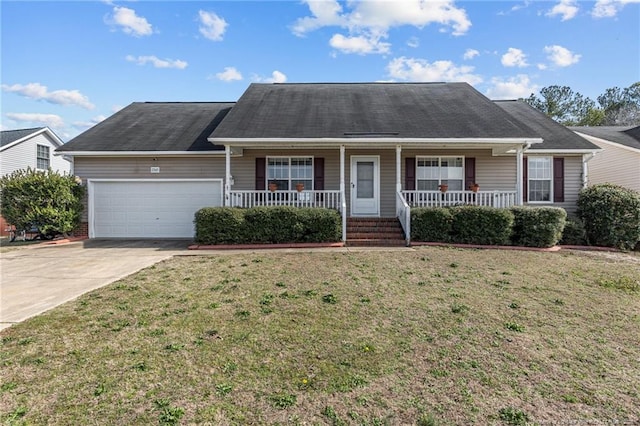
[224, 145, 231, 207]
[340, 145, 346, 242]
[516, 146, 524, 206]
[395, 144, 402, 193]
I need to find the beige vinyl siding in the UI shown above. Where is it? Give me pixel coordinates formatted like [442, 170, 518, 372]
[402, 149, 518, 192]
[74, 156, 226, 221]
[523, 155, 583, 214]
[232, 149, 397, 216]
[586, 139, 640, 192]
[74, 156, 225, 179]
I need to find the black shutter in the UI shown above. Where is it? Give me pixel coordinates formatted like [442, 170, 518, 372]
[553, 157, 565, 202]
[314, 158, 324, 190]
[405, 157, 416, 190]
[465, 157, 476, 190]
[523, 156, 528, 203]
[255, 158, 266, 190]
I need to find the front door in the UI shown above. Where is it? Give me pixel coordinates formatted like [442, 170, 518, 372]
[351, 156, 380, 216]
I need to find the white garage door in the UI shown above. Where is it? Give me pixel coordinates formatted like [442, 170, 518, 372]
[90, 180, 222, 238]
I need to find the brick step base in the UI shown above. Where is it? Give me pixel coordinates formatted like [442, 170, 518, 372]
[346, 217, 406, 247]
[347, 238, 407, 247]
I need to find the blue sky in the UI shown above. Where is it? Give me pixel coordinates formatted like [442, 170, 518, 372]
[1, 0, 639, 140]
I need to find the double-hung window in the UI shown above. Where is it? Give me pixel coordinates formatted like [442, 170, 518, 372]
[267, 157, 313, 190]
[416, 156, 464, 191]
[528, 157, 552, 202]
[36, 145, 50, 170]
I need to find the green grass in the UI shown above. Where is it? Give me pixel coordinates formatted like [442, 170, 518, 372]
[1, 247, 639, 424]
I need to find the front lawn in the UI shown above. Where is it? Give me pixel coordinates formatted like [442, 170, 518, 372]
[1, 248, 638, 424]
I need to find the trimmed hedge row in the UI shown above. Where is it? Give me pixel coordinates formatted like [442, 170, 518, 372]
[511, 206, 567, 248]
[194, 207, 341, 245]
[411, 205, 567, 248]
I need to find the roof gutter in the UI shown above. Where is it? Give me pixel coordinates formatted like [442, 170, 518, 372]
[53, 150, 229, 157]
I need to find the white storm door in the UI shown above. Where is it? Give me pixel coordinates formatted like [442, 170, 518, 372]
[350, 156, 380, 216]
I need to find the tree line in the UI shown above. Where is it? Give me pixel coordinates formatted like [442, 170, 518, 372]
[523, 82, 640, 127]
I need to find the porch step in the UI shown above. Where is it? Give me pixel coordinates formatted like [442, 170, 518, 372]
[346, 217, 407, 247]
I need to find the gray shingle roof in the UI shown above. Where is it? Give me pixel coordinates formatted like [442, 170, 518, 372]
[494, 100, 601, 151]
[1, 127, 46, 148]
[210, 83, 539, 140]
[569, 126, 640, 150]
[58, 102, 234, 152]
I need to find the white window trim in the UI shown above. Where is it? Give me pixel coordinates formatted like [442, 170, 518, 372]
[36, 144, 50, 170]
[266, 155, 314, 191]
[527, 156, 553, 204]
[416, 155, 465, 190]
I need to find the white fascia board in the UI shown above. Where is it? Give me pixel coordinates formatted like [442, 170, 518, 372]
[53, 150, 228, 157]
[209, 137, 543, 147]
[525, 148, 603, 154]
[573, 132, 640, 154]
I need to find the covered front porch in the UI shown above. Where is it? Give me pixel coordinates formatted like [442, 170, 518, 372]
[221, 141, 533, 245]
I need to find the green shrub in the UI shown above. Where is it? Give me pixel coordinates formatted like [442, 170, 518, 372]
[449, 206, 514, 245]
[577, 184, 640, 250]
[0, 168, 84, 236]
[194, 207, 341, 244]
[511, 206, 566, 248]
[194, 207, 245, 244]
[560, 217, 587, 245]
[411, 207, 453, 242]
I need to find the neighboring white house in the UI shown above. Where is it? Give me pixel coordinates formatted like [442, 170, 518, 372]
[571, 126, 640, 193]
[0, 127, 71, 177]
[0, 127, 72, 236]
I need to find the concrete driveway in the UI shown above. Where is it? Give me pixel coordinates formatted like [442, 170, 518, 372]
[0, 240, 190, 331]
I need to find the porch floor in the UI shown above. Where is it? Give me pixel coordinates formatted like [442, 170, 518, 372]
[346, 217, 406, 247]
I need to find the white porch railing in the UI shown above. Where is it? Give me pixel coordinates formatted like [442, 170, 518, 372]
[228, 190, 343, 210]
[401, 190, 517, 208]
[396, 191, 411, 246]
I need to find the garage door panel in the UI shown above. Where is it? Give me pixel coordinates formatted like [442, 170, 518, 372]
[92, 180, 221, 238]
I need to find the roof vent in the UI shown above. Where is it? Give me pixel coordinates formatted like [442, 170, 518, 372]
[343, 132, 399, 138]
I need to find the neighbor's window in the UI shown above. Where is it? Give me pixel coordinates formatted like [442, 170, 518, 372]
[416, 156, 464, 191]
[528, 157, 552, 202]
[36, 144, 50, 170]
[267, 157, 313, 190]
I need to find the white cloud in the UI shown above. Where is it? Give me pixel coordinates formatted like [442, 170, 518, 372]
[126, 55, 188, 69]
[198, 10, 228, 41]
[544, 45, 581, 67]
[108, 6, 153, 37]
[5, 112, 65, 129]
[329, 33, 390, 55]
[407, 37, 420, 48]
[537, 63, 548, 70]
[215, 67, 243, 82]
[253, 70, 288, 84]
[501, 48, 528, 68]
[485, 75, 538, 100]
[1, 82, 94, 110]
[292, 0, 471, 55]
[463, 49, 479, 60]
[546, 0, 579, 21]
[497, 1, 531, 15]
[592, 0, 640, 18]
[387, 56, 482, 85]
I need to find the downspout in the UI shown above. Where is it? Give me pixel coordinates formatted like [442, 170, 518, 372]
[340, 145, 346, 243]
[224, 145, 231, 206]
[582, 152, 596, 188]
